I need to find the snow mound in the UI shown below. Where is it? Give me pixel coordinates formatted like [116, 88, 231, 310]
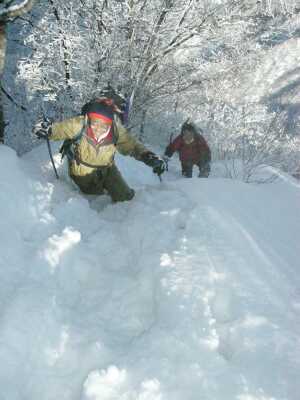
[0, 144, 299, 400]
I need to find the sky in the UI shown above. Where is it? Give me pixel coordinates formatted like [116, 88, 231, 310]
[0, 139, 299, 400]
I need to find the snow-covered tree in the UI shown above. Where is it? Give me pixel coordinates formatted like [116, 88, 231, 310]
[0, 0, 35, 143]
[3, 0, 300, 179]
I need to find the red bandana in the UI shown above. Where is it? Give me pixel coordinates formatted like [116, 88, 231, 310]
[87, 112, 113, 124]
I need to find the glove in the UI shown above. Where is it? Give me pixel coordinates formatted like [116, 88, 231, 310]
[164, 146, 173, 158]
[162, 155, 169, 171]
[33, 118, 52, 139]
[152, 158, 166, 176]
[141, 151, 167, 176]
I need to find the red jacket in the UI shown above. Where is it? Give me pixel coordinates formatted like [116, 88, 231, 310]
[165, 133, 211, 164]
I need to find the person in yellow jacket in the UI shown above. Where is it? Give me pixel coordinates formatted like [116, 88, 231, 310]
[34, 99, 166, 202]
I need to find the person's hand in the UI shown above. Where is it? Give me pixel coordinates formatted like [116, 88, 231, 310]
[151, 157, 166, 176]
[141, 152, 167, 176]
[162, 155, 169, 171]
[33, 118, 52, 139]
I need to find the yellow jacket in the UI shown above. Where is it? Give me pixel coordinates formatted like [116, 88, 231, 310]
[50, 115, 148, 177]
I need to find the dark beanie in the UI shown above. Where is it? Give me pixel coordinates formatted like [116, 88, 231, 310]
[181, 122, 196, 134]
[82, 101, 114, 123]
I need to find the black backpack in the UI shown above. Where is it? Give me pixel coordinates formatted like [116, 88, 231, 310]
[59, 123, 86, 162]
[97, 85, 127, 114]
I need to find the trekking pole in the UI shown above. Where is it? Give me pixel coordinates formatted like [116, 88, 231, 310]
[46, 133, 59, 179]
[40, 108, 59, 180]
[165, 131, 173, 172]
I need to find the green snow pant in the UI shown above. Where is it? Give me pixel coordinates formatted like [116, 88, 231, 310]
[70, 163, 135, 202]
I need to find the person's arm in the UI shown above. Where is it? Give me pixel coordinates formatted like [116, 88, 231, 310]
[115, 119, 148, 159]
[115, 119, 166, 176]
[197, 134, 211, 162]
[164, 135, 182, 157]
[49, 116, 85, 141]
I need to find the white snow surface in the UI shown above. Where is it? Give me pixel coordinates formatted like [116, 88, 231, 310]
[0, 143, 300, 400]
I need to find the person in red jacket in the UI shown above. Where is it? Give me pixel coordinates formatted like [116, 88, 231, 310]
[164, 121, 211, 178]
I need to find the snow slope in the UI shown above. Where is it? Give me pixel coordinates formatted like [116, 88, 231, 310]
[0, 143, 299, 400]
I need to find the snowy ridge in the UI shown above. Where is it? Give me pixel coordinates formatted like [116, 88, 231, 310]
[0, 144, 300, 400]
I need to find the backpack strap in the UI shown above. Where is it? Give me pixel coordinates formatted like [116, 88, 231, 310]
[59, 117, 86, 161]
[112, 115, 120, 145]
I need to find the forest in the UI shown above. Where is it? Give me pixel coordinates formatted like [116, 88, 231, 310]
[1, 0, 300, 181]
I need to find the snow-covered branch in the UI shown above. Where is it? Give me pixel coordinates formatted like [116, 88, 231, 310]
[0, 0, 35, 21]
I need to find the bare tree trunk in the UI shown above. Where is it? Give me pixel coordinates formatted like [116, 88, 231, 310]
[0, 22, 6, 75]
[0, 22, 5, 143]
[0, 0, 36, 21]
[49, 0, 72, 95]
[0, 101, 4, 143]
[0, 0, 36, 143]
[139, 109, 147, 141]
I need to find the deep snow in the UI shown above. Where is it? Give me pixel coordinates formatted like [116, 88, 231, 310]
[0, 142, 299, 400]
